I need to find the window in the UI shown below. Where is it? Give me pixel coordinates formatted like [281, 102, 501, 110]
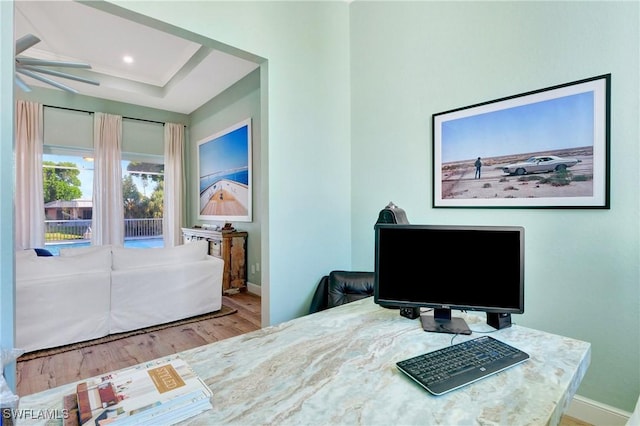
[43, 151, 94, 243]
[122, 154, 164, 240]
[42, 151, 165, 253]
[41, 108, 167, 253]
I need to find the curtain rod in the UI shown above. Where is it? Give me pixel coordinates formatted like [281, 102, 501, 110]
[43, 104, 187, 127]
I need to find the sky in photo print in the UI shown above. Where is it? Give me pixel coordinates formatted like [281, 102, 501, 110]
[199, 125, 248, 178]
[441, 91, 594, 163]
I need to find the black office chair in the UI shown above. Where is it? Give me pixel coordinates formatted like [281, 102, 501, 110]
[309, 270, 375, 314]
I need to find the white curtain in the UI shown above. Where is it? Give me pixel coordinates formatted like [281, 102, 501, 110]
[163, 123, 185, 247]
[92, 112, 124, 246]
[15, 100, 45, 250]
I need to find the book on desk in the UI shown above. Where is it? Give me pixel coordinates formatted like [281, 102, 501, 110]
[62, 356, 212, 426]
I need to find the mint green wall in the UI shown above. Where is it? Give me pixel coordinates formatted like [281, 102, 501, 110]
[16, 87, 189, 128]
[114, 1, 353, 326]
[189, 69, 262, 287]
[350, 1, 639, 412]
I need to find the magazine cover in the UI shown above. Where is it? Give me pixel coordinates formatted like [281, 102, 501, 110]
[64, 356, 213, 425]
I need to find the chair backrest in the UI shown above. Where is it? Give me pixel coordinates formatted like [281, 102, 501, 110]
[327, 270, 375, 307]
[309, 270, 374, 314]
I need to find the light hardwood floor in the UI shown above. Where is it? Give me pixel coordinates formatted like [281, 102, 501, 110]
[16, 292, 261, 396]
[15, 292, 590, 425]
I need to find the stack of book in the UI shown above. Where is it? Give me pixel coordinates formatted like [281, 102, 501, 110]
[63, 356, 213, 425]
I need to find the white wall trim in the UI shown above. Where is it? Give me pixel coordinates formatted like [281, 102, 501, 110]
[566, 395, 631, 426]
[247, 281, 261, 296]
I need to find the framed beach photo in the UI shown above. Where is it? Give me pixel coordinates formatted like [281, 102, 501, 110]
[197, 118, 252, 222]
[432, 74, 611, 209]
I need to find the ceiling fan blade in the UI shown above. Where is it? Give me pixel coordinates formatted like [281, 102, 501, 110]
[16, 68, 78, 94]
[18, 65, 100, 86]
[15, 34, 41, 55]
[15, 57, 92, 69]
[15, 74, 31, 92]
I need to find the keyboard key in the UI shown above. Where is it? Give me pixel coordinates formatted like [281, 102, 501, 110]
[396, 336, 529, 395]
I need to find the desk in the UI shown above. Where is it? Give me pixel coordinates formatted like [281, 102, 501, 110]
[17, 298, 590, 425]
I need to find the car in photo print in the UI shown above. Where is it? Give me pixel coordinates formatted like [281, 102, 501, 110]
[502, 155, 581, 176]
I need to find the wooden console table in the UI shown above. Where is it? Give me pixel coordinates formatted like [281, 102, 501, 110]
[182, 227, 247, 294]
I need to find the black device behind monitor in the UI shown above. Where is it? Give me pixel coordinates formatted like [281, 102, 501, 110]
[374, 224, 524, 334]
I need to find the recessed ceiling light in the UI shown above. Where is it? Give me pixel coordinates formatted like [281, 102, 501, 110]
[123, 55, 134, 64]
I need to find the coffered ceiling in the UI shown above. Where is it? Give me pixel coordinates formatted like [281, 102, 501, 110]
[14, 1, 260, 114]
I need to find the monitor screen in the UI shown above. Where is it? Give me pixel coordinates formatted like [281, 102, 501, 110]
[374, 224, 524, 333]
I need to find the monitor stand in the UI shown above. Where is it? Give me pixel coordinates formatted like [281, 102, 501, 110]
[420, 308, 472, 335]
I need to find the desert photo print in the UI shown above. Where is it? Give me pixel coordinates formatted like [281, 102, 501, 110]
[440, 146, 593, 200]
[432, 75, 610, 208]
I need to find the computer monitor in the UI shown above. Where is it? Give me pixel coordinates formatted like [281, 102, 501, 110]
[374, 224, 524, 334]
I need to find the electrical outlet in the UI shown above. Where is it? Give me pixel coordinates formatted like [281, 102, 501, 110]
[250, 265, 255, 274]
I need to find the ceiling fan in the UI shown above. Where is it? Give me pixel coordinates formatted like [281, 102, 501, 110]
[15, 33, 100, 94]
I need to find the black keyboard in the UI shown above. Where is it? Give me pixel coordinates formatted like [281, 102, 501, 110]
[396, 336, 529, 395]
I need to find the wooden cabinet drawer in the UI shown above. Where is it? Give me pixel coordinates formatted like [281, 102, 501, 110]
[209, 240, 221, 258]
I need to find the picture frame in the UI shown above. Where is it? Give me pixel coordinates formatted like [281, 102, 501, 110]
[432, 74, 610, 209]
[197, 118, 252, 222]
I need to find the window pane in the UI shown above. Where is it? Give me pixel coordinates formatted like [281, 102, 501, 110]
[122, 158, 164, 241]
[42, 152, 165, 252]
[43, 153, 93, 243]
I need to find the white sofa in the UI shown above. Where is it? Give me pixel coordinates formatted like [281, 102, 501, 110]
[15, 240, 223, 353]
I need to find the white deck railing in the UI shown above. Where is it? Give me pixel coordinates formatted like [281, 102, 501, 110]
[45, 218, 163, 242]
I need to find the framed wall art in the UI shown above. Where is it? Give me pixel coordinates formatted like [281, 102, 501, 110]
[432, 74, 610, 209]
[197, 118, 252, 221]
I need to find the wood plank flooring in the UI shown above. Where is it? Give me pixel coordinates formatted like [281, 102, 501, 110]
[561, 415, 593, 426]
[15, 292, 590, 425]
[16, 292, 261, 397]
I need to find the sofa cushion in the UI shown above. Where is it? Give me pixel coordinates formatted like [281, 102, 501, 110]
[16, 248, 112, 280]
[16, 249, 36, 261]
[60, 244, 112, 257]
[111, 240, 208, 270]
[110, 256, 223, 333]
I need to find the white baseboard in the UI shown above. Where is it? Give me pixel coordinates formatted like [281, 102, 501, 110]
[246, 281, 261, 296]
[566, 395, 631, 425]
